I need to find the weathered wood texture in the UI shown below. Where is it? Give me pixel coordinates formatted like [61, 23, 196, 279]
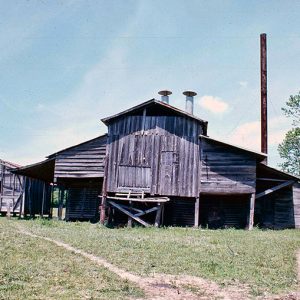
[106, 115, 204, 197]
[164, 198, 195, 227]
[62, 179, 102, 221]
[0, 160, 24, 214]
[255, 165, 299, 229]
[23, 177, 51, 216]
[200, 139, 256, 194]
[293, 183, 300, 228]
[255, 187, 295, 229]
[53, 136, 107, 180]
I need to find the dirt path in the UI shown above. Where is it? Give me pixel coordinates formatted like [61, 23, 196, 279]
[18, 228, 251, 300]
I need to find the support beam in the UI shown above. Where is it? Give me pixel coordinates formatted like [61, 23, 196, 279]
[100, 155, 109, 225]
[256, 180, 294, 199]
[40, 182, 46, 218]
[154, 203, 162, 227]
[108, 200, 151, 227]
[247, 193, 255, 230]
[49, 184, 54, 218]
[257, 178, 286, 182]
[128, 200, 132, 228]
[58, 187, 64, 220]
[194, 197, 200, 227]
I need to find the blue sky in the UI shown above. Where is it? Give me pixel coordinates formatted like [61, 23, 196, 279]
[1, 0, 300, 168]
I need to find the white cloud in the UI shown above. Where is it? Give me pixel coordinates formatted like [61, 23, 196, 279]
[238, 81, 248, 88]
[228, 116, 289, 152]
[198, 95, 229, 114]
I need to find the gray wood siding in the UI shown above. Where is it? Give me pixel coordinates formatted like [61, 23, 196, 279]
[200, 139, 256, 194]
[293, 183, 300, 228]
[54, 136, 107, 179]
[106, 115, 204, 197]
[257, 187, 295, 229]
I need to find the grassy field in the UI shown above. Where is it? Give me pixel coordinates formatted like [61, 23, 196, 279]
[0, 219, 143, 300]
[1, 217, 300, 298]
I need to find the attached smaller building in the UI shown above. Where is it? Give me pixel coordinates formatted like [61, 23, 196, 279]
[48, 134, 107, 221]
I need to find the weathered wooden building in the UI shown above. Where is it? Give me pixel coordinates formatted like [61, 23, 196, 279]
[98, 93, 299, 229]
[1, 159, 51, 216]
[0, 159, 23, 215]
[13, 135, 107, 221]
[11, 93, 300, 229]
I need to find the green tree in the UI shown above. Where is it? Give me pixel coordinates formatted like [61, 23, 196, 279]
[281, 92, 300, 126]
[278, 92, 300, 176]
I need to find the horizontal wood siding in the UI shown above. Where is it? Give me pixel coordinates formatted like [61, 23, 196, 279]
[54, 136, 107, 179]
[255, 186, 296, 229]
[200, 139, 256, 194]
[293, 183, 300, 228]
[164, 198, 195, 227]
[106, 115, 204, 197]
[63, 179, 102, 221]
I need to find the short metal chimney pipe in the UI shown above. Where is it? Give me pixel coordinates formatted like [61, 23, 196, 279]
[158, 90, 172, 104]
[183, 91, 197, 114]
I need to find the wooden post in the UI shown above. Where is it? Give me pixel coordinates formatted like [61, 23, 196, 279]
[128, 200, 133, 227]
[154, 203, 162, 227]
[194, 197, 200, 227]
[20, 177, 27, 218]
[100, 154, 109, 225]
[7, 199, 11, 219]
[0, 163, 4, 211]
[49, 184, 54, 218]
[58, 187, 64, 220]
[40, 182, 46, 218]
[247, 193, 255, 230]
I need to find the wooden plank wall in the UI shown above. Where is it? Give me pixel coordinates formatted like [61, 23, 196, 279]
[54, 136, 107, 180]
[164, 198, 195, 227]
[0, 162, 24, 213]
[255, 186, 296, 229]
[61, 179, 102, 221]
[293, 183, 300, 228]
[200, 139, 256, 194]
[24, 177, 51, 215]
[106, 115, 204, 197]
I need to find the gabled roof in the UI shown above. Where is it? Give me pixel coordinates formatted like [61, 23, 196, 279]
[101, 98, 208, 126]
[199, 135, 267, 160]
[0, 159, 21, 169]
[11, 158, 55, 182]
[257, 163, 300, 181]
[47, 134, 107, 159]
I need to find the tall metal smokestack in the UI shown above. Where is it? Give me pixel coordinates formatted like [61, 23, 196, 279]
[183, 91, 197, 114]
[260, 33, 268, 164]
[158, 90, 172, 104]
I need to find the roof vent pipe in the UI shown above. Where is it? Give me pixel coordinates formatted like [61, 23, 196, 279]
[183, 91, 197, 114]
[158, 90, 172, 104]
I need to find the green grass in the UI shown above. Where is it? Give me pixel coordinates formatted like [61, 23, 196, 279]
[0, 218, 143, 300]
[2, 218, 300, 297]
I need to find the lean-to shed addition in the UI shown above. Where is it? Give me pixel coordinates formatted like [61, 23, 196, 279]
[48, 135, 107, 221]
[1, 159, 51, 217]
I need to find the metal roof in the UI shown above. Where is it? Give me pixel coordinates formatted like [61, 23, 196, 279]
[101, 98, 208, 125]
[199, 135, 267, 160]
[47, 134, 107, 158]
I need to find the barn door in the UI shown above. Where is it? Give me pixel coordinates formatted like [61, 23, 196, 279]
[159, 151, 179, 195]
[117, 166, 151, 192]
